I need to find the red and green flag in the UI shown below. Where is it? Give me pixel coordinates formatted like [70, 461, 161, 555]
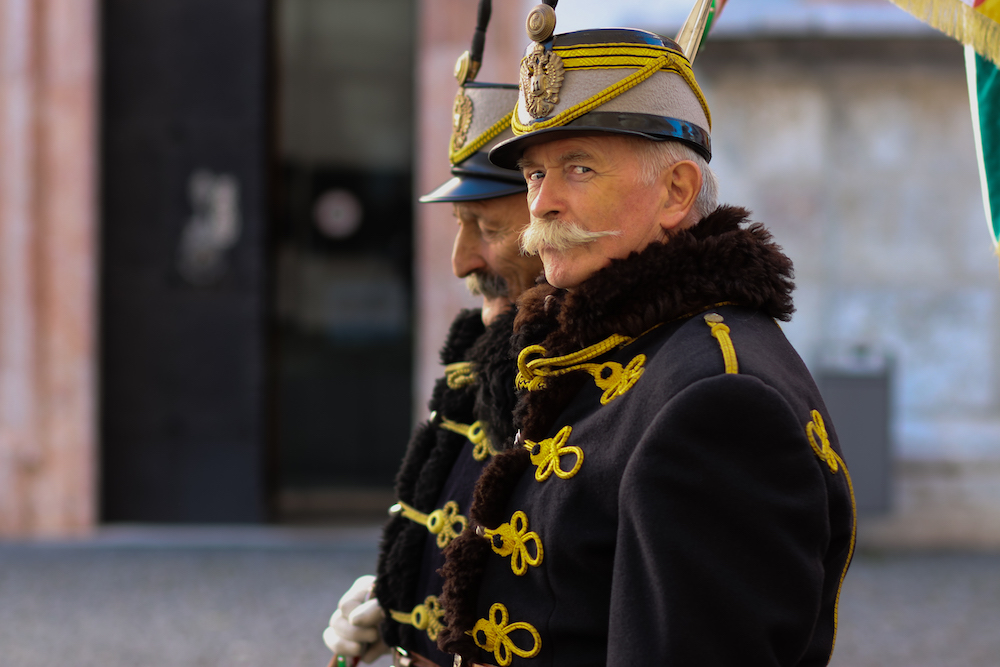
[885, 0, 1000, 249]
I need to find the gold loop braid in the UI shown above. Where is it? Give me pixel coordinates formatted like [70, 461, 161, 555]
[524, 425, 583, 482]
[395, 500, 468, 548]
[482, 510, 544, 576]
[470, 603, 541, 667]
[390, 596, 445, 641]
[439, 418, 500, 461]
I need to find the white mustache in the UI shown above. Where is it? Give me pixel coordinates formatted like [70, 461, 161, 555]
[520, 218, 621, 255]
[465, 271, 508, 299]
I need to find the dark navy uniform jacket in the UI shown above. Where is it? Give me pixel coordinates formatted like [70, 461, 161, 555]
[440, 207, 857, 667]
[376, 307, 518, 666]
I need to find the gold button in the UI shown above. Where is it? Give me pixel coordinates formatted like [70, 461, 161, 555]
[526, 4, 556, 43]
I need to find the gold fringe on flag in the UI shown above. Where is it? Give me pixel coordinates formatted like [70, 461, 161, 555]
[886, 0, 1000, 66]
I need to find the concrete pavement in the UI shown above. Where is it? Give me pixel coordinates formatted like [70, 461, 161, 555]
[1, 526, 999, 667]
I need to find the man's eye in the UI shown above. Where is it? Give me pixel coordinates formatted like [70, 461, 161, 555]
[571, 165, 592, 175]
[526, 170, 544, 182]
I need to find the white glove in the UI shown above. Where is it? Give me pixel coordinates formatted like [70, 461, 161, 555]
[323, 575, 389, 664]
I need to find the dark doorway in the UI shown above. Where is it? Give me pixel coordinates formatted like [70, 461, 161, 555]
[272, 0, 415, 520]
[100, 0, 272, 522]
[100, 0, 415, 523]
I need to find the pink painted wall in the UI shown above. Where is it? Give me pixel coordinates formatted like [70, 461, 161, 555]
[414, 0, 528, 415]
[0, 0, 97, 536]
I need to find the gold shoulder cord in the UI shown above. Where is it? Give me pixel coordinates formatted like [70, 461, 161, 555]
[702, 312, 738, 374]
[804, 409, 858, 658]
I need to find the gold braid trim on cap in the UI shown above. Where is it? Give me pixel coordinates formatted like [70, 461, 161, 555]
[449, 110, 515, 165]
[513, 44, 711, 136]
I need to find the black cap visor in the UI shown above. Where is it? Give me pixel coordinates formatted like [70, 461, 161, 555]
[489, 113, 712, 170]
[419, 151, 526, 203]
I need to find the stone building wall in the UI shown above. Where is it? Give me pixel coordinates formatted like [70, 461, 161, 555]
[413, 0, 528, 412]
[414, 0, 1000, 549]
[698, 38, 1000, 548]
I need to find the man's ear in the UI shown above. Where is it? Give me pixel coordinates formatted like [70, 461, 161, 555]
[657, 160, 701, 231]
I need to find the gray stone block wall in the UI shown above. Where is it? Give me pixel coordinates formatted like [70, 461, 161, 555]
[698, 38, 1000, 547]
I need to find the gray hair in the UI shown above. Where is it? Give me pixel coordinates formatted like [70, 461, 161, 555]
[627, 137, 719, 221]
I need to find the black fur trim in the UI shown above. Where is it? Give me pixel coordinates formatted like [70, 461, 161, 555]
[525, 205, 793, 352]
[440, 309, 486, 365]
[376, 307, 523, 652]
[377, 310, 483, 648]
[467, 307, 520, 453]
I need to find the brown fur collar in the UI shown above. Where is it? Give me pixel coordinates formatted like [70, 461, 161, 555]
[438, 206, 797, 661]
[509, 205, 795, 442]
[512, 205, 795, 356]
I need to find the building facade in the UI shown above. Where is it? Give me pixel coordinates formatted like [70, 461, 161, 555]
[0, 0, 998, 546]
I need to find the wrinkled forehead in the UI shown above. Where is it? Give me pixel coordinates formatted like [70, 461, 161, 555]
[520, 134, 641, 168]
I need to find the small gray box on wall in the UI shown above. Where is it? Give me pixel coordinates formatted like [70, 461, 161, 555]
[817, 347, 892, 516]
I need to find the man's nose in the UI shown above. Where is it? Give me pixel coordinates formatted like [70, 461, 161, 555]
[529, 175, 564, 220]
[451, 225, 486, 278]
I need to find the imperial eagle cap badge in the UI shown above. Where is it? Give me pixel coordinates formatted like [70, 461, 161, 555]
[520, 42, 564, 119]
[451, 90, 474, 152]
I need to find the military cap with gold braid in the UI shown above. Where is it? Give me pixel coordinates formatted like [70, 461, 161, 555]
[489, 2, 714, 170]
[419, 0, 526, 203]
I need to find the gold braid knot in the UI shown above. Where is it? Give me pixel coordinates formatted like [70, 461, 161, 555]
[390, 596, 445, 641]
[482, 511, 544, 576]
[524, 425, 583, 482]
[439, 418, 499, 461]
[516, 334, 645, 404]
[395, 500, 468, 548]
[445, 361, 476, 389]
[470, 603, 541, 667]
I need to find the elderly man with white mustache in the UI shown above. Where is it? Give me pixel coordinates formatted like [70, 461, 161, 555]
[437, 5, 856, 667]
